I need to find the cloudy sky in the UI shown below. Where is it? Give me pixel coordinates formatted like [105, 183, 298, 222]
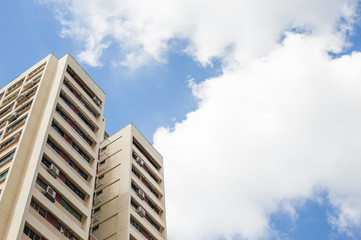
[2, 0, 361, 239]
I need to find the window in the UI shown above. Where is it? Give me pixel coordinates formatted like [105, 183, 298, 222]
[47, 138, 88, 180]
[131, 182, 161, 215]
[60, 199, 82, 221]
[59, 93, 95, 131]
[7, 78, 24, 93]
[42, 154, 86, 200]
[131, 199, 138, 209]
[133, 152, 160, 183]
[41, 156, 51, 168]
[30, 199, 39, 211]
[55, 107, 68, 120]
[0, 170, 8, 181]
[0, 151, 15, 165]
[66, 66, 102, 107]
[130, 217, 156, 240]
[75, 125, 93, 146]
[63, 79, 99, 118]
[36, 176, 82, 222]
[16, 100, 33, 115]
[131, 183, 139, 193]
[59, 93, 71, 107]
[28, 62, 46, 78]
[24, 86, 38, 98]
[30, 199, 46, 218]
[30, 198, 79, 240]
[56, 220, 79, 240]
[146, 214, 161, 232]
[65, 178, 85, 200]
[0, 103, 14, 116]
[77, 111, 95, 131]
[23, 225, 41, 240]
[32, 74, 42, 83]
[39, 207, 46, 218]
[0, 119, 6, 127]
[0, 133, 20, 150]
[72, 142, 90, 162]
[47, 138, 61, 154]
[94, 207, 101, 213]
[6, 116, 27, 133]
[36, 177, 47, 190]
[51, 121, 64, 137]
[133, 138, 160, 170]
[69, 159, 88, 180]
[132, 167, 141, 179]
[132, 167, 159, 198]
[145, 197, 160, 215]
[2, 91, 19, 105]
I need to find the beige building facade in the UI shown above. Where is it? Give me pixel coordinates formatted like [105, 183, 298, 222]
[90, 124, 166, 240]
[0, 53, 166, 240]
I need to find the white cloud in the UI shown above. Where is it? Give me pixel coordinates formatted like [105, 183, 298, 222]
[41, 0, 357, 67]
[154, 34, 361, 239]
[41, 0, 361, 239]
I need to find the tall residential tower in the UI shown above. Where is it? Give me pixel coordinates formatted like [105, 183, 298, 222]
[91, 124, 167, 240]
[0, 53, 166, 240]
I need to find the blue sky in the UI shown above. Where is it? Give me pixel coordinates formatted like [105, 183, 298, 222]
[2, 1, 361, 240]
[0, 0, 220, 140]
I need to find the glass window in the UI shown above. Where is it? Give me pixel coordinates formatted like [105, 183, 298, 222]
[0, 103, 14, 116]
[39, 207, 46, 218]
[16, 101, 32, 115]
[0, 151, 14, 165]
[41, 156, 51, 167]
[51, 122, 64, 136]
[0, 170, 8, 181]
[28, 62, 46, 78]
[60, 199, 82, 221]
[47, 138, 88, 180]
[65, 178, 85, 200]
[6, 116, 27, 133]
[23, 225, 41, 240]
[0, 134, 20, 150]
[7, 78, 24, 92]
[36, 177, 47, 190]
[59, 93, 95, 131]
[2, 91, 19, 105]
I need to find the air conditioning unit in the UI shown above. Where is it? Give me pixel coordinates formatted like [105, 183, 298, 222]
[92, 96, 101, 106]
[136, 157, 144, 166]
[137, 206, 146, 217]
[23, 82, 35, 90]
[48, 164, 59, 178]
[44, 186, 56, 202]
[7, 112, 18, 122]
[137, 189, 145, 200]
[16, 94, 27, 102]
[13, 133, 21, 139]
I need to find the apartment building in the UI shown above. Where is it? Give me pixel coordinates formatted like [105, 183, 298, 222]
[0, 53, 106, 240]
[90, 124, 167, 240]
[0, 53, 167, 240]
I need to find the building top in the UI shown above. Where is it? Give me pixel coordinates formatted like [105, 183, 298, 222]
[1, 53, 106, 95]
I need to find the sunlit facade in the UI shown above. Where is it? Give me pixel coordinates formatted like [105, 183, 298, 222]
[0, 53, 166, 240]
[90, 124, 167, 240]
[0, 53, 104, 240]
